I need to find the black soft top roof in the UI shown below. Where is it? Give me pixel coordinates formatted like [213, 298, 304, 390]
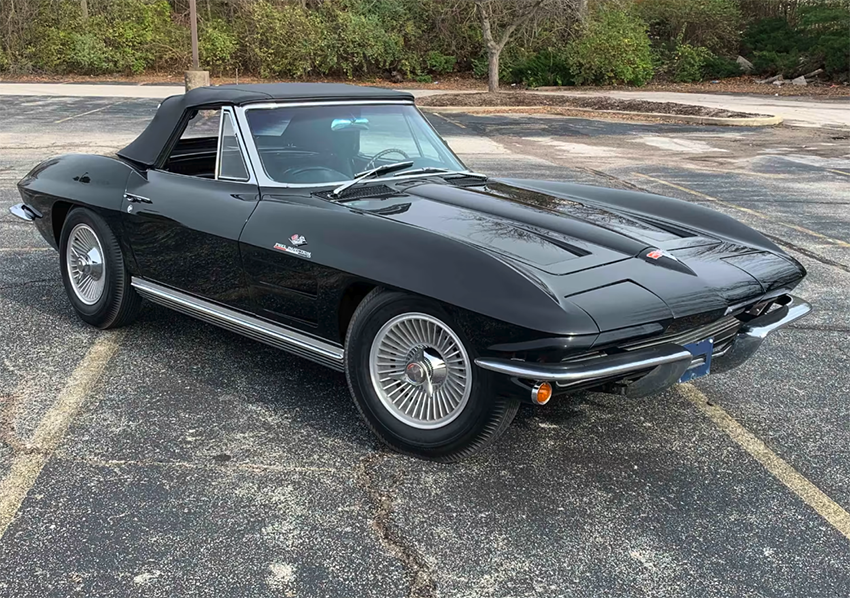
[117, 83, 414, 167]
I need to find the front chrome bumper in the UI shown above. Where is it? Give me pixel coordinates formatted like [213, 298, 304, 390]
[710, 294, 811, 374]
[9, 203, 39, 222]
[475, 295, 812, 392]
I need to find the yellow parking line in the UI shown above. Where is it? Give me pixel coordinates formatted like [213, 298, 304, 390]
[53, 101, 124, 124]
[679, 383, 850, 543]
[828, 169, 850, 177]
[428, 111, 467, 129]
[0, 332, 123, 539]
[632, 172, 850, 248]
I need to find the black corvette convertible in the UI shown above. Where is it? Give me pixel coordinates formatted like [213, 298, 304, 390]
[12, 83, 810, 460]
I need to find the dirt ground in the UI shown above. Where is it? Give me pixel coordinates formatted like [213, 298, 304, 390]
[418, 92, 764, 118]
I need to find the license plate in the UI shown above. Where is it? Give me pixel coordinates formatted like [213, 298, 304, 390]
[679, 338, 714, 383]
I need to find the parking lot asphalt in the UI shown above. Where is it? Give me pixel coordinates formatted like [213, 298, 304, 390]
[1, 96, 848, 597]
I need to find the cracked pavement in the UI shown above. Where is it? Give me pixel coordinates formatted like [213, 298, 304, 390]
[1, 96, 849, 597]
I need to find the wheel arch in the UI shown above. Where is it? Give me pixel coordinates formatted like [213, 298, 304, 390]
[51, 200, 74, 246]
[337, 281, 377, 343]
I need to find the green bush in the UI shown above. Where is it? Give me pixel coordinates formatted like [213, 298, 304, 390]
[24, 0, 182, 75]
[702, 54, 742, 79]
[237, 2, 322, 78]
[752, 50, 802, 77]
[111, 0, 182, 73]
[742, 17, 799, 55]
[318, 6, 407, 77]
[65, 32, 113, 74]
[200, 19, 238, 74]
[425, 51, 457, 74]
[0, 48, 9, 72]
[472, 48, 521, 81]
[798, 4, 850, 77]
[567, 7, 654, 86]
[636, 0, 742, 54]
[671, 42, 713, 82]
[511, 49, 574, 87]
[742, 5, 849, 80]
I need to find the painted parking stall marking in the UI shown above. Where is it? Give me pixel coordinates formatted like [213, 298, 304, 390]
[0, 332, 124, 539]
[679, 383, 850, 543]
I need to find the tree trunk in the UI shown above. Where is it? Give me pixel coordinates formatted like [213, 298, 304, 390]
[81, 0, 88, 21]
[487, 48, 500, 93]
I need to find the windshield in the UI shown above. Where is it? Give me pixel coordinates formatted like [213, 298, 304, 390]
[245, 104, 465, 185]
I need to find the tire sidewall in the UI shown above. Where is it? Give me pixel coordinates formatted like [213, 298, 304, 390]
[346, 291, 496, 453]
[59, 208, 122, 326]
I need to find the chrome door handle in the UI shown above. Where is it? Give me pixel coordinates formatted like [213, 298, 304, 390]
[124, 193, 152, 204]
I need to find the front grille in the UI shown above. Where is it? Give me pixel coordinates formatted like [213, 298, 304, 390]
[621, 315, 742, 354]
[555, 315, 743, 389]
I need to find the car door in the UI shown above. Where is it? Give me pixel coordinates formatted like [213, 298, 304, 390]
[122, 107, 260, 307]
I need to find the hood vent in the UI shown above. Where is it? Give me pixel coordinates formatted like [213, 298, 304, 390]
[314, 184, 396, 201]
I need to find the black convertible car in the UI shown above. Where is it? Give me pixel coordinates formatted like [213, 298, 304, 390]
[12, 83, 810, 460]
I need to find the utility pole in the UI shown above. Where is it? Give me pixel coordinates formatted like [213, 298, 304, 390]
[184, 0, 209, 90]
[189, 0, 200, 70]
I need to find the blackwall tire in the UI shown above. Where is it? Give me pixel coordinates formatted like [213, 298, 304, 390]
[344, 288, 519, 462]
[59, 207, 142, 329]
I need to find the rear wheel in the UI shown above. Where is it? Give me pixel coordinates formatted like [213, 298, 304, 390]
[345, 289, 519, 461]
[59, 207, 142, 329]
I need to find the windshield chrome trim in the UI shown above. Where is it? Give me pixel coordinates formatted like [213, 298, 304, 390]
[233, 101, 469, 190]
[243, 100, 415, 111]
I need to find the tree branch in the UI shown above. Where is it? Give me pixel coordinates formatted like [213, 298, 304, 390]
[476, 0, 555, 52]
[475, 1, 498, 52]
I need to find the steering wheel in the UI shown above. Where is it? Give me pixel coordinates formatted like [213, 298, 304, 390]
[365, 148, 410, 170]
[281, 166, 350, 184]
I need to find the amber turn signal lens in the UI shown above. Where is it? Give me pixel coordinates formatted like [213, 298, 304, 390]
[533, 382, 553, 405]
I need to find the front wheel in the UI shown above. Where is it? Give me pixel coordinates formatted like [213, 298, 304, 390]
[59, 207, 142, 329]
[345, 289, 519, 461]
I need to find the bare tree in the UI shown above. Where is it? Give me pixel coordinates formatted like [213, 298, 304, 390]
[474, 0, 583, 92]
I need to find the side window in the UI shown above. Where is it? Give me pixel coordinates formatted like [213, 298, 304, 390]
[218, 110, 249, 181]
[162, 108, 221, 178]
[182, 108, 221, 138]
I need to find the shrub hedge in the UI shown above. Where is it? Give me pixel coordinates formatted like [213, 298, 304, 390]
[0, 0, 846, 84]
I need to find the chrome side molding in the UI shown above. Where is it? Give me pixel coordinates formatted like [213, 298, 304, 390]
[131, 278, 345, 370]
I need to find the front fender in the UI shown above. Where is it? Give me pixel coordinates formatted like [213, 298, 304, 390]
[241, 195, 599, 337]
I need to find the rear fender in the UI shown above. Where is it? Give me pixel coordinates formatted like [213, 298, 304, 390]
[17, 154, 134, 250]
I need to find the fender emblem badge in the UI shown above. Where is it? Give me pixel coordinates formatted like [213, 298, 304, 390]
[274, 242, 311, 259]
[289, 234, 307, 246]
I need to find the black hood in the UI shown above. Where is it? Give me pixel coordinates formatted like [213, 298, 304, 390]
[351, 178, 805, 332]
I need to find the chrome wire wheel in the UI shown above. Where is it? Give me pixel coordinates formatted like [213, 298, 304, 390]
[65, 223, 106, 305]
[369, 312, 472, 430]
